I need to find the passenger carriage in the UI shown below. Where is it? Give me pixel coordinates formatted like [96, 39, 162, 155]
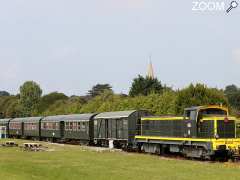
[8, 118, 24, 138]
[40, 114, 97, 144]
[22, 117, 43, 139]
[40, 116, 63, 141]
[62, 114, 97, 144]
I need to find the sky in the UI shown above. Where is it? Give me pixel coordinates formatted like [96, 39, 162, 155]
[0, 0, 240, 96]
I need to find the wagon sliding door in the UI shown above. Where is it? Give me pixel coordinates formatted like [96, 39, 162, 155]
[94, 119, 106, 139]
[116, 119, 123, 139]
[107, 119, 116, 139]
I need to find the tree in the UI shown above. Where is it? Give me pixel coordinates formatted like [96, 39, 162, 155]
[0, 96, 23, 118]
[224, 84, 240, 110]
[81, 90, 115, 113]
[0, 91, 10, 96]
[225, 85, 238, 94]
[37, 92, 68, 114]
[5, 98, 23, 118]
[20, 81, 42, 116]
[129, 75, 163, 97]
[88, 84, 113, 97]
[175, 84, 228, 114]
[43, 97, 85, 115]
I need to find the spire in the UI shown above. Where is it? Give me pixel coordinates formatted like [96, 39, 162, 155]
[147, 55, 154, 79]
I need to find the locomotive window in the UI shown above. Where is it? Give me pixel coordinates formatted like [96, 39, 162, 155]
[236, 123, 240, 138]
[185, 110, 197, 120]
[199, 108, 227, 116]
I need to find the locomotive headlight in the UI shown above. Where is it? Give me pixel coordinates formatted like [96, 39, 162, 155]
[224, 117, 229, 123]
[215, 134, 219, 139]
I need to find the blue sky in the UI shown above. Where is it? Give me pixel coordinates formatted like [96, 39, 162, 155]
[0, 0, 240, 96]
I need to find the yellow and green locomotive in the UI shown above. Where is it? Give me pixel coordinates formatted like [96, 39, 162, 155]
[135, 105, 240, 160]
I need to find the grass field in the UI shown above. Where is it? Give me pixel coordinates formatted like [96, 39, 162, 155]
[0, 139, 240, 180]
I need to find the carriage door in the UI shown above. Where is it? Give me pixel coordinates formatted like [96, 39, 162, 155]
[0, 126, 7, 139]
[60, 121, 65, 138]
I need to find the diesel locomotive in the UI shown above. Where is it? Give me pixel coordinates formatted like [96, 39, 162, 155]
[136, 105, 240, 160]
[0, 105, 240, 160]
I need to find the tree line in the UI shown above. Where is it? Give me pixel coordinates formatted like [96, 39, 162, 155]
[0, 75, 239, 118]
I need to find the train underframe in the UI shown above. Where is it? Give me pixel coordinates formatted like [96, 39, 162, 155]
[136, 138, 240, 161]
[94, 138, 129, 149]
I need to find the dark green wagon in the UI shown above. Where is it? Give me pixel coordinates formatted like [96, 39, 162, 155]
[62, 114, 97, 144]
[40, 114, 97, 143]
[22, 117, 43, 139]
[94, 110, 150, 148]
[40, 116, 64, 140]
[9, 118, 24, 138]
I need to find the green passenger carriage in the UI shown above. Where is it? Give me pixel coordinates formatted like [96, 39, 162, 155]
[62, 114, 97, 144]
[22, 117, 43, 139]
[9, 118, 24, 138]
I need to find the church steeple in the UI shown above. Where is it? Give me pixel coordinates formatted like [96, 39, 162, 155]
[147, 56, 154, 79]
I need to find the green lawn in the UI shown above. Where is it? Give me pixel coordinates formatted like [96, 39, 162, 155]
[0, 139, 240, 180]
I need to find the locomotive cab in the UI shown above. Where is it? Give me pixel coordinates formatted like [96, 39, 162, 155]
[183, 105, 229, 138]
[183, 105, 228, 122]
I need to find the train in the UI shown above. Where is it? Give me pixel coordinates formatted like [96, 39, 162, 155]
[0, 105, 240, 161]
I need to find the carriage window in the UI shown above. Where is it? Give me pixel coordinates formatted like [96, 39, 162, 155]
[65, 122, 69, 130]
[52, 123, 56, 130]
[78, 122, 81, 131]
[73, 122, 77, 131]
[25, 123, 37, 130]
[70, 122, 73, 130]
[47, 123, 50, 129]
[81, 122, 86, 131]
[10, 122, 21, 130]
